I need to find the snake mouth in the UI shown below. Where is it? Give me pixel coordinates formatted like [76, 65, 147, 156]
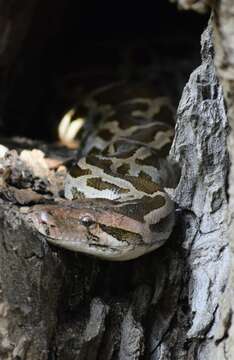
[45, 234, 132, 252]
[45, 236, 148, 261]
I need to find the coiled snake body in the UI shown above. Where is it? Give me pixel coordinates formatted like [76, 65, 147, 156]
[30, 82, 179, 260]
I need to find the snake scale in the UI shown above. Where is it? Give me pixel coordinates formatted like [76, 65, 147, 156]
[29, 81, 179, 260]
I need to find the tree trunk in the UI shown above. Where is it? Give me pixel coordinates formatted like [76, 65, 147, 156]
[212, 1, 234, 358]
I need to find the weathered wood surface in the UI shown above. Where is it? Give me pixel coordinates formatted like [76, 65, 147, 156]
[212, 1, 234, 359]
[174, 1, 234, 358]
[170, 19, 229, 359]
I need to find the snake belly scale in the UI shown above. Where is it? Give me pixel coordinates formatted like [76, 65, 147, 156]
[29, 82, 179, 260]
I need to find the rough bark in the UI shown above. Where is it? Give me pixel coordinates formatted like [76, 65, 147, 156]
[173, 1, 234, 359]
[169, 20, 229, 358]
[0, 4, 231, 360]
[212, 1, 234, 359]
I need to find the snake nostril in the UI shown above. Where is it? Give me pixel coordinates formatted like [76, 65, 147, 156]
[40, 211, 49, 224]
[39, 211, 57, 227]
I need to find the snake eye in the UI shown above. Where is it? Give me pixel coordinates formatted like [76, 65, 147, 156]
[80, 215, 96, 228]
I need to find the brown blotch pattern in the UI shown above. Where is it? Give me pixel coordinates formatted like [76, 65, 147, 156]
[138, 171, 153, 182]
[87, 177, 129, 194]
[86, 156, 113, 173]
[67, 83, 175, 224]
[129, 123, 172, 144]
[125, 175, 161, 194]
[116, 195, 166, 222]
[100, 224, 143, 244]
[69, 164, 92, 178]
[136, 152, 169, 167]
[107, 146, 137, 159]
[117, 163, 130, 176]
[71, 188, 85, 200]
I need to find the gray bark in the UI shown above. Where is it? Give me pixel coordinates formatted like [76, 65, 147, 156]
[170, 20, 229, 358]
[212, 1, 234, 359]
[173, 1, 234, 358]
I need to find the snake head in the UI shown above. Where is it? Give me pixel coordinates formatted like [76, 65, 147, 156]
[27, 195, 174, 261]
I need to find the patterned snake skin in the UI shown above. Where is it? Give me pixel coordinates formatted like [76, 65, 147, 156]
[29, 81, 179, 260]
